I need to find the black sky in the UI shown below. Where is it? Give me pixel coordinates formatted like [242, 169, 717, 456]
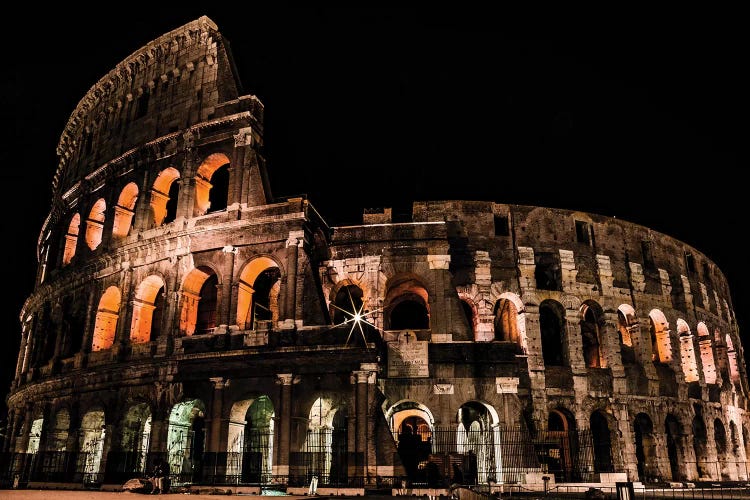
[2, 7, 747, 420]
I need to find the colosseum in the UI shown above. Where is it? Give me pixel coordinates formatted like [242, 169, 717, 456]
[2, 16, 748, 494]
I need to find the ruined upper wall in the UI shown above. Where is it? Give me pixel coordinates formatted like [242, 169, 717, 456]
[369, 199, 736, 321]
[53, 16, 245, 196]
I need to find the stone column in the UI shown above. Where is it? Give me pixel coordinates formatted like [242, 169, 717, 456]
[77, 288, 99, 368]
[352, 363, 378, 484]
[14, 326, 30, 388]
[603, 312, 627, 394]
[114, 266, 134, 359]
[281, 232, 304, 328]
[133, 170, 153, 231]
[15, 403, 34, 453]
[207, 378, 229, 453]
[274, 373, 294, 477]
[220, 248, 236, 327]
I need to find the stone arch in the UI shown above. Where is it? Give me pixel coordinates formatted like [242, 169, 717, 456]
[544, 407, 578, 481]
[676, 319, 699, 383]
[665, 414, 684, 481]
[494, 292, 527, 351]
[330, 281, 365, 326]
[590, 410, 613, 473]
[236, 256, 281, 330]
[648, 309, 671, 363]
[121, 403, 152, 474]
[697, 322, 717, 384]
[151, 167, 180, 226]
[384, 274, 430, 331]
[194, 152, 231, 215]
[714, 418, 729, 479]
[227, 396, 274, 482]
[130, 275, 166, 343]
[385, 400, 435, 482]
[633, 412, 657, 482]
[62, 213, 80, 266]
[85, 198, 106, 250]
[617, 304, 637, 347]
[460, 296, 478, 340]
[692, 407, 709, 479]
[303, 397, 348, 484]
[167, 399, 206, 480]
[111, 182, 139, 238]
[79, 407, 106, 482]
[92, 286, 121, 351]
[47, 407, 70, 452]
[580, 300, 605, 368]
[180, 266, 219, 336]
[539, 299, 566, 366]
[726, 334, 740, 382]
[456, 400, 501, 484]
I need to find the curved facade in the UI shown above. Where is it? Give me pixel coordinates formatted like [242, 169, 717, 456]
[4, 17, 749, 491]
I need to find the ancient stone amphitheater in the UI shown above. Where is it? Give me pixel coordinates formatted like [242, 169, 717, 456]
[3, 16, 748, 493]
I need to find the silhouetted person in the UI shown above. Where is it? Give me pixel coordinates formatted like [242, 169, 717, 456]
[451, 463, 464, 485]
[149, 458, 168, 494]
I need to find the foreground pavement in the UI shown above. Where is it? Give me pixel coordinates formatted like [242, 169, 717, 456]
[0, 491, 316, 499]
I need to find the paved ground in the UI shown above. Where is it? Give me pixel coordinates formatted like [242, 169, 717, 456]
[0, 491, 316, 499]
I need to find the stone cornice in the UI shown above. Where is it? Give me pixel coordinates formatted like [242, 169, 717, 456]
[52, 16, 220, 195]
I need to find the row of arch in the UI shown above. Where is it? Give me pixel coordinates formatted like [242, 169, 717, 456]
[57, 153, 231, 267]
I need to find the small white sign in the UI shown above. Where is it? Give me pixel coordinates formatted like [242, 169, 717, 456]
[388, 331, 429, 378]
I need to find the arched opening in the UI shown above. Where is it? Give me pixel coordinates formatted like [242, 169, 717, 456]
[580, 301, 604, 368]
[386, 401, 435, 484]
[194, 153, 231, 215]
[331, 284, 364, 325]
[243, 396, 275, 483]
[540, 300, 566, 366]
[130, 275, 165, 344]
[111, 182, 139, 238]
[590, 411, 613, 473]
[726, 335, 740, 383]
[227, 396, 275, 483]
[617, 304, 636, 348]
[85, 198, 106, 250]
[180, 267, 218, 336]
[167, 400, 206, 483]
[121, 403, 152, 475]
[649, 309, 671, 363]
[494, 298, 519, 343]
[150, 167, 180, 226]
[456, 401, 502, 485]
[676, 319, 699, 383]
[714, 418, 728, 480]
[47, 408, 70, 451]
[546, 408, 577, 482]
[303, 398, 348, 486]
[697, 323, 717, 384]
[62, 213, 80, 266]
[26, 415, 44, 454]
[79, 408, 106, 485]
[237, 258, 281, 331]
[692, 409, 709, 479]
[634, 413, 657, 482]
[617, 308, 636, 364]
[665, 414, 683, 481]
[91, 286, 121, 351]
[60, 296, 85, 358]
[384, 275, 430, 331]
[461, 299, 476, 338]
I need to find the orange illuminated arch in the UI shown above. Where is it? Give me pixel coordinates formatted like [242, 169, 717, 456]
[649, 309, 671, 363]
[151, 167, 180, 226]
[676, 319, 699, 382]
[180, 266, 218, 336]
[580, 300, 605, 368]
[194, 153, 231, 216]
[62, 213, 80, 266]
[130, 275, 166, 344]
[697, 322, 717, 384]
[726, 334, 740, 382]
[617, 304, 636, 347]
[91, 286, 121, 351]
[85, 199, 106, 250]
[384, 274, 430, 330]
[111, 182, 139, 238]
[236, 257, 281, 330]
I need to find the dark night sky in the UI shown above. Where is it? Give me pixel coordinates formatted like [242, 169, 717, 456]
[1, 7, 747, 421]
